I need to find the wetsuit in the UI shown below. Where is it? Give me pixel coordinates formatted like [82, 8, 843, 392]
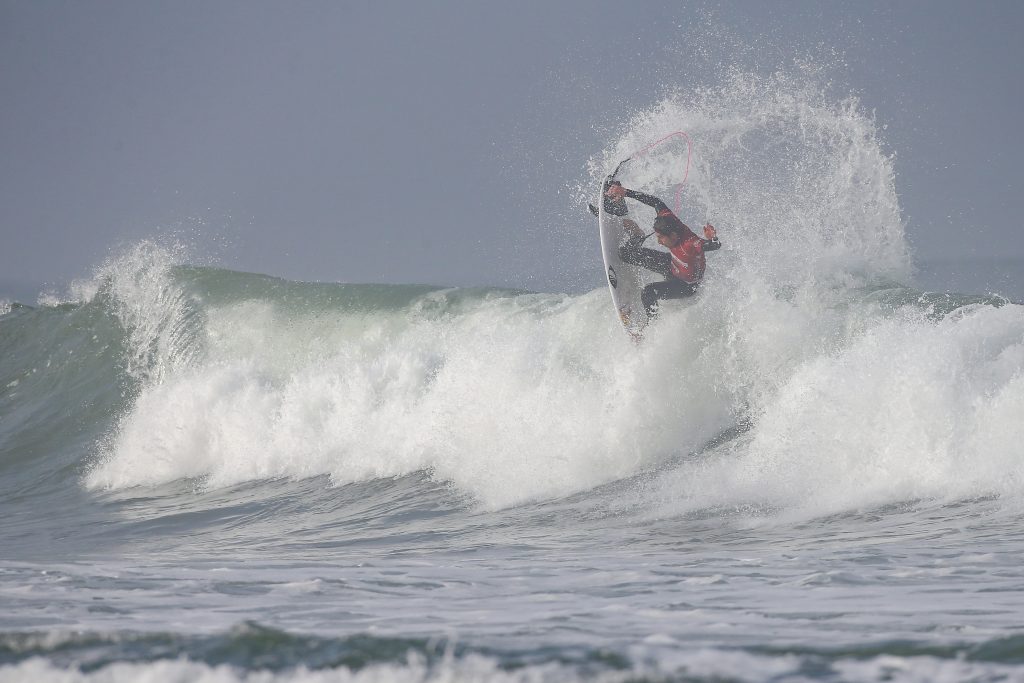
[614, 187, 721, 316]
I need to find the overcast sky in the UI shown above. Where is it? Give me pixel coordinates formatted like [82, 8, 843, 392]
[3, 1, 1024, 302]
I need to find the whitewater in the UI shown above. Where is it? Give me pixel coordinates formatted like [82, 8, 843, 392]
[3, 74, 1024, 682]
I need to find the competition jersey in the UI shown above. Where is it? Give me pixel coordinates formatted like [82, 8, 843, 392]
[668, 235, 707, 285]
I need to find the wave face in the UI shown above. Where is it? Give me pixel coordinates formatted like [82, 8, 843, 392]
[7, 246, 1020, 516]
[3, 73, 1024, 682]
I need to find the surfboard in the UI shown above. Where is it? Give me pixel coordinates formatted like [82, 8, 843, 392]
[597, 198, 649, 338]
[596, 132, 693, 339]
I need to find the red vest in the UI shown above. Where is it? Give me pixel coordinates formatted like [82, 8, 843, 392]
[668, 235, 706, 284]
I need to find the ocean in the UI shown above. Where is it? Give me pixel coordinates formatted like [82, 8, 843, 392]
[3, 76, 1024, 682]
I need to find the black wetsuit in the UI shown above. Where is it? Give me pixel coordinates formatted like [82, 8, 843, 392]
[605, 179, 721, 316]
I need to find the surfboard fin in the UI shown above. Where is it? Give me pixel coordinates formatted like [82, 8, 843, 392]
[588, 203, 599, 217]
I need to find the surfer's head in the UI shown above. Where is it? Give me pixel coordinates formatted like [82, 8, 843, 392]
[653, 217, 684, 247]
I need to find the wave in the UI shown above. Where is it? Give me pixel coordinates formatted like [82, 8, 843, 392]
[2, 247, 1019, 518]
[3, 72, 1023, 520]
[4, 623, 1024, 683]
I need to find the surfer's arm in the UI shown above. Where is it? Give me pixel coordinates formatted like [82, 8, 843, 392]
[622, 189, 672, 215]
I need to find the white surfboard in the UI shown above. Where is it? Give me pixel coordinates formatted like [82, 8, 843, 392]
[598, 203, 649, 338]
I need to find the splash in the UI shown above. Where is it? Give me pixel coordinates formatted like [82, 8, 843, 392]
[587, 70, 910, 291]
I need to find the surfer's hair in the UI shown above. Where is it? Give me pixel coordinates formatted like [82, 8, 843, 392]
[653, 216, 682, 236]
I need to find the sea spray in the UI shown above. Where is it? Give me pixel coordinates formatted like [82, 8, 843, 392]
[586, 70, 910, 290]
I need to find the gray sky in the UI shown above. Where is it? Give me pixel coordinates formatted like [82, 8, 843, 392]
[2, 1, 1024, 302]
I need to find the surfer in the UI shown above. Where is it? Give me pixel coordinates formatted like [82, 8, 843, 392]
[603, 180, 720, 317]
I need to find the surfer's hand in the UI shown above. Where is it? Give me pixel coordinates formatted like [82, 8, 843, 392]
[605, 184, 626, 200]
[703, 224, 717, 239]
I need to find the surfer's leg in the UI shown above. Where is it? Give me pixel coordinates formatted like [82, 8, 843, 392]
[641, 284, 661, 317]
[642, 280, 697, 317]
[619, 240, 671, 277]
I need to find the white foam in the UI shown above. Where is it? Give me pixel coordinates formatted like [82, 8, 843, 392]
[643, 301, 1024, 519]
[6, 650, 1024, 683]
[87, 287, 732, 508]
[0, 655, 625, 683]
